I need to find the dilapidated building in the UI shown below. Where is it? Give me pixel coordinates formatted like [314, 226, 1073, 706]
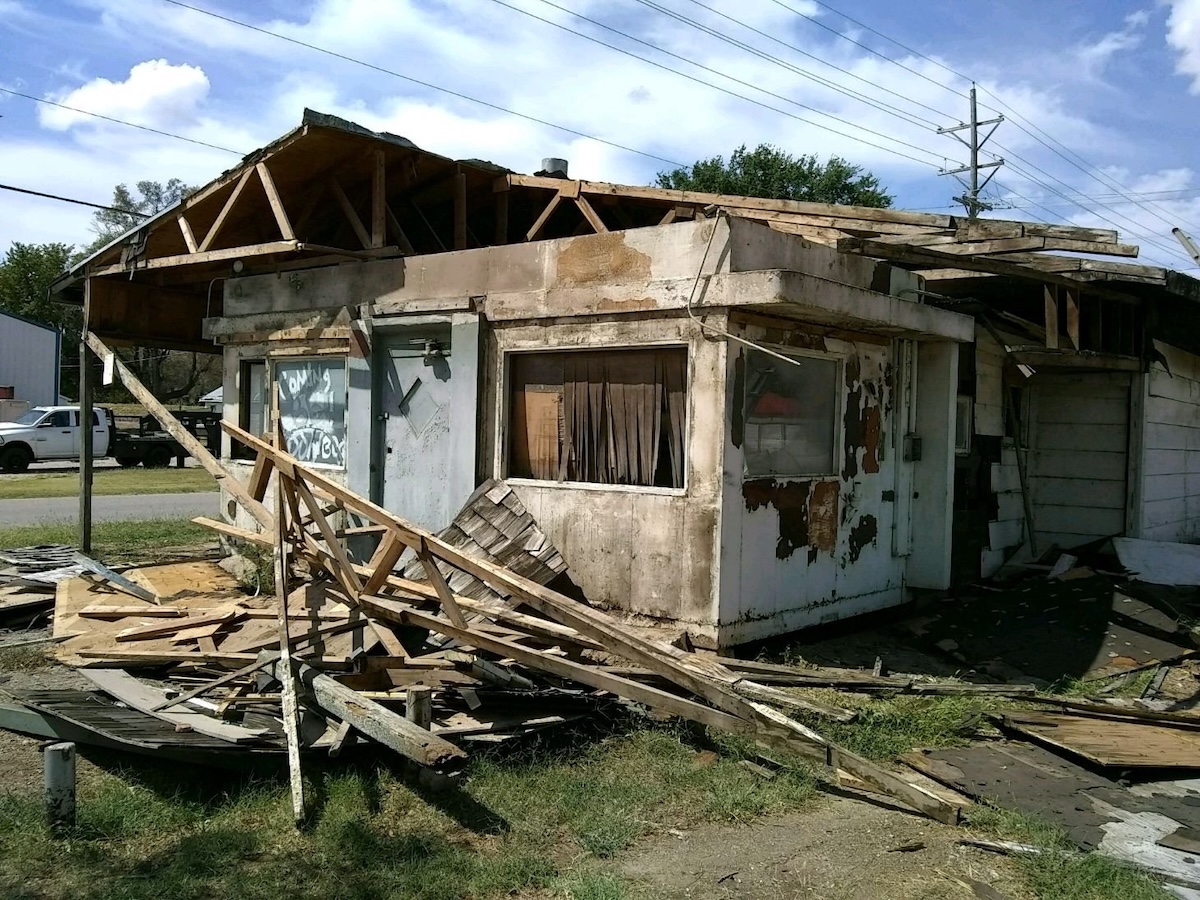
[53, 111, 1200, 647]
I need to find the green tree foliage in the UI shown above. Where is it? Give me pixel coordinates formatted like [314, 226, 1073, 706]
[656, 144, 893, 208]
[87, 178, 192, 253]
[0, 242, 81, 397]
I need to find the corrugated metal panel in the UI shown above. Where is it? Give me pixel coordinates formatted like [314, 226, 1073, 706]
[1029, 373, 1130, 550]
[0, 312, 58, 405]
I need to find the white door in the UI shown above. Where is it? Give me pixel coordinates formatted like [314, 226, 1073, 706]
[75, 410, 108, 456]
[376, 328, 456, 531]
[37, 410, 77, 459]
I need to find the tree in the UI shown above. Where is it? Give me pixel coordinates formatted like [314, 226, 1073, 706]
[656, 144, 893, 208]
[87, 178, 192, 253]
[0, 242, 81, 398]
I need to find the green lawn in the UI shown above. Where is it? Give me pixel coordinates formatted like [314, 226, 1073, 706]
[0, 468, 217, 500]
[0, 518, 217, 563]
[0, 723, 817, 900]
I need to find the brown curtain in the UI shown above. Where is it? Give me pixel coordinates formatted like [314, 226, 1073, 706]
[558, 349, 686, 488]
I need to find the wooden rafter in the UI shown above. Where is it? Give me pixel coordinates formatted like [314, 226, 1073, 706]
[526, 191, 563, 241]
[199, 168, 255, 253]
[329, 176, 371, 249]
[372, 150, 386, 249]
[574, 195, 608, 234]
[384, 205, 416, 255]
[256, 162, 295, 241]
[177, 215, 198, 253]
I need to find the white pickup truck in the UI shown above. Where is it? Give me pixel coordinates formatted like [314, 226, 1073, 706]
[0, 406, 111, 473]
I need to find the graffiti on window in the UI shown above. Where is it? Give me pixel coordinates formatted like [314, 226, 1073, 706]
[276, 358, 347, 468]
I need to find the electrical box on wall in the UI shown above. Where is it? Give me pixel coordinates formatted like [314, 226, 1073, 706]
[903, 433, 923, 462]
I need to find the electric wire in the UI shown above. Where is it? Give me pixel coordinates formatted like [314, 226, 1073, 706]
[158, 0, 685, 168]
[621, 0, 945, 128]
[0, 183, 152, 217]
[0, 87, 242, 154]
[489, 0, 944, 167]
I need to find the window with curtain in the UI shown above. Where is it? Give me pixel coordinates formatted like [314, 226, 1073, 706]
[508, 348, 687, 488]
[743, 349, 839, 478]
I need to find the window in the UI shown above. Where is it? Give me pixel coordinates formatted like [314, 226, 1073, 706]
[743, 349, 838, 478]
[233, 360, 268, 459]
[44, 411, 73, 428]
[275, 357, 347, 468]
[508, 348, 687, 488]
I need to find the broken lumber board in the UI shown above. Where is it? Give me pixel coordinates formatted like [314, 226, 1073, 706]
[87, 332, 273, 532]
[83, 669, 270, 744]
[998, 711, 1200, 768]
[115, 609, 242, 643]
[153, 652, 279, 711]
[1021, 695, 1200, 728]
[230, 421, 757, 717]
[79, 605, 187, 620]
[361, 596, 750, 734]
[272, 658, 466, 769]
[731, 679, 857, 723]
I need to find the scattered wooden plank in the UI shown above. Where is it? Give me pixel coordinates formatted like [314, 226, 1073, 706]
[999, 711, 1200, 768]
[80, 605, 186, 620]
[274, 658, 466, 769]
[83, 669, 269, 744]
[115, 609, 241, 643]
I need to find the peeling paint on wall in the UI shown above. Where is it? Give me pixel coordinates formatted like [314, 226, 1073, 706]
[731, 349, 745, 450]
[842, 353, 885, 480]
[847, 514, 878, 563]
[556, 232, 652, 286]
[742, 478, 840, 561]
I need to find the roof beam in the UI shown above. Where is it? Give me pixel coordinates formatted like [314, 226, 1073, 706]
[198, 168, 254, 253]
[329, 175, 371, 249]
[256, 162, 295, 241]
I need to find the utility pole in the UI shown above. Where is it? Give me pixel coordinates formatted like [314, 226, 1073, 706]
[938, 84, 1005, 218]
[1172, 227, 1200, 265]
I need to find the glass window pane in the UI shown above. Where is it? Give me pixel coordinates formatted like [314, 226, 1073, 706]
[743, 350, 838, 478]
[247, 362, 267, 437]
[275, 358, 347, 468]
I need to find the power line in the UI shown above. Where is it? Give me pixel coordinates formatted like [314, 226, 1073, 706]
[624, 0, 944, 129]
[678, 0, 960, 124]
[788, 3, 1200, 238]
[0, 183, 152, 217]
[0, 87, 242, 154]
[489, 0, 944, 167]
[158, 0, 685, 168]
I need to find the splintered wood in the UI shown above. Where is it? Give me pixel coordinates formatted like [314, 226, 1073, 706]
[44, 407, 962, 824]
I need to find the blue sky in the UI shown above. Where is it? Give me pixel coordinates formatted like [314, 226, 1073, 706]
[2, 0, 1200, 269]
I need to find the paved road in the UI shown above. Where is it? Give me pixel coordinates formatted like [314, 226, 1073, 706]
[0, 491, 219, 526]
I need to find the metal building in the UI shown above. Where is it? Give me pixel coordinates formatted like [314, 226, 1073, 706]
[0, 309, 60, 408]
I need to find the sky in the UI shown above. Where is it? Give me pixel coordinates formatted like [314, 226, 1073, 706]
[2, 0, 1200, 270]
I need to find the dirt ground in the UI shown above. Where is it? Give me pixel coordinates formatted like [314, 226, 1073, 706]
[620, 794, 1029, 900]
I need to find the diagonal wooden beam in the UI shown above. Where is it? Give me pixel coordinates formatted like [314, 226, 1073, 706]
[574, 195, 608, 234]
[418, 539, 468, 629]
[385, 204, 415, 255]
[362, 531, 406, 596]
[256, 162, 295, 241]
[291, 474, 364, 600]
[177, 214, 198, 253]
[329, 176, 371, 249]
[525, 191, 563, 241]
[199, 168, 254, 252]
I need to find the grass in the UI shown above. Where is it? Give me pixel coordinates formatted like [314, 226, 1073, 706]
[0, 645, 53, 672]
[0, 720, 817, 900]
[0, 468, 216, 500]
[0, 519, 217, 564]
[968, 805, 1174, 900]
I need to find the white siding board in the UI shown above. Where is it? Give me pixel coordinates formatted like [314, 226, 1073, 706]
[1033, 479, 1126, 510]
[0, 312, 58, 406]
[1035, 505, 1125, 537]
[991, 462, 1022, 492]
[989, 518, 1023, 549]
[974, 328, 1005, 437]
[1036, 423, 1128, 453]
[1030, 451, 1127, 481]
[1037, 396, 1128, 426]
[995, 491, 1024, 523]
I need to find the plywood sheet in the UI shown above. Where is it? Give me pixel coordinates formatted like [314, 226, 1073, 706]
[1113, 538, 1200, 587]
[1002, 711, 1200, 768]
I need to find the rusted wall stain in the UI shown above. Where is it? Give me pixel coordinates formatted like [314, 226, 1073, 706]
[594, 296, 659, 313]
[743, 478, 840, 561]
[555, 232, 652, 286]
[842, 354, 884, 480]
[847, 514, 878, 563]
[808, 480, 839, 552]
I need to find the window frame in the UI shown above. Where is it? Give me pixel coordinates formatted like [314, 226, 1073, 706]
[500, 343, 691, 495]
[232, 358, 268, 461]
[740, 345, 844, 481]
[271, 354, 350, 471]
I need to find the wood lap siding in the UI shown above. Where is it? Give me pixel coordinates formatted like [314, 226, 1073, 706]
[509, 349, 687, 488]
[1139, 345, 1200, 541]
[1028, 373, 1130, 550]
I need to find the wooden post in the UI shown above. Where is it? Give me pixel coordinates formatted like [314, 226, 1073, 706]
[454, 169, 467, 250]
[44, 742, 76, 833]
[1044, 285, 1059, 350]
[494, 187, 508, 245]
[78, 283, 93, 554]
[274, 476, 306, 825]
[406, 686, 432, 730]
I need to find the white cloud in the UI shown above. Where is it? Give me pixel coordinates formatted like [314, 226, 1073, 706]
[1076, 11, 1147, 77]
[39, 59, 211, 131]
[1167, 0, 1200, 92]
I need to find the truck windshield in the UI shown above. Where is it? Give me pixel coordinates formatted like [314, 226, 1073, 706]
[12, 408, 50, 426]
